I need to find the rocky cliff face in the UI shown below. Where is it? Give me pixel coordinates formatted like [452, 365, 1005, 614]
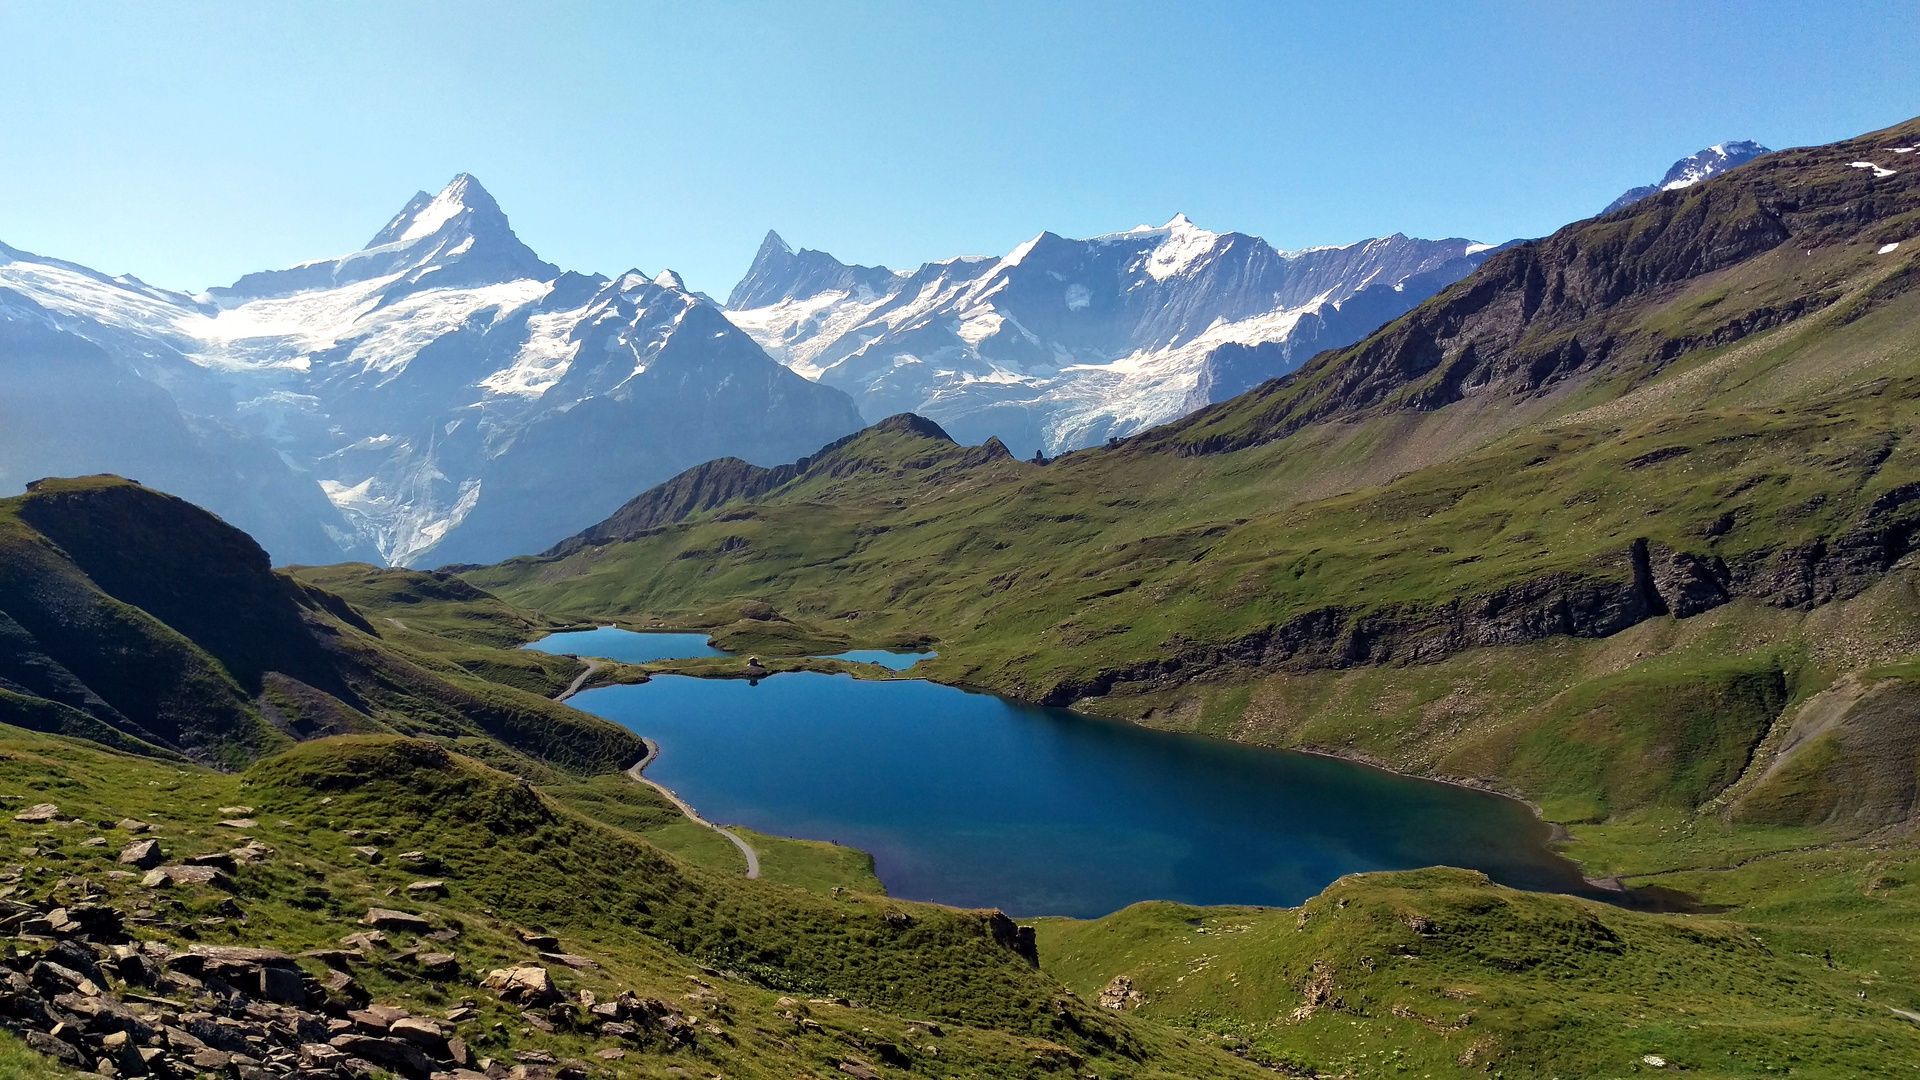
[0, 176, 865, 566]
[723, 220, 1498, 458]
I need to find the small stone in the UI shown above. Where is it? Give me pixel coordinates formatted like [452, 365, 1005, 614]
[389, 1016, 447, 1051]
[405, 879, 446, 895]
[216, 818, 256, 829]
[350, 845, 382, 862]
[116, 819, 149, 832]
[118, 839, 164, 868]
[13, 803, 60, 824]
[418, 952, 459, 979]
[594, 1047, 626, 1060]
[538, 951, 597, 969]
[481, 965, 560, 1005]
[362, 907, 430, 931]
[217, 805, 254, 815]
[81, 836, 108, 847]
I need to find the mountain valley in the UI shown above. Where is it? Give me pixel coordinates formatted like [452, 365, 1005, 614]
[2, 104, 1919, 1080]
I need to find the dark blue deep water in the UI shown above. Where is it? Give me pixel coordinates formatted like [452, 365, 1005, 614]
[567, 667, 1596, 918]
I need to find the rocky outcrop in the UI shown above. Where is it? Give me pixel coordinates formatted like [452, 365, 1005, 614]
[1042, 485, 1920, 707]
[0, 892, 701, 1079]
[983, 911, 1038, 966]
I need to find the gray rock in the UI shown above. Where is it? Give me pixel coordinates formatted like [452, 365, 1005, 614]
[116, 839, 163, 869]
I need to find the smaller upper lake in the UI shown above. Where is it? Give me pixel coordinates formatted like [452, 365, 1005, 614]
[523, 628, 934, 670]
[523, 628, 728, 664]
[814, 649, 936, 671]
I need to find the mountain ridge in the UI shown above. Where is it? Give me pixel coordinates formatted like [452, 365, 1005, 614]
[722, 215, 1501, 458]
[0, 175, 866, 567]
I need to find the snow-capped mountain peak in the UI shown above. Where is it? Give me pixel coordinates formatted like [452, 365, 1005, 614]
[724, 219, 1498, 458]
[0, 175, 864, 568]
[1658, 140, 1771, 191]
[212, 173, 559, 303]
[1604, 140, 1772, 214]
[1142, 214, 1222, 281]
[366, 172, 502, 248]
[726, 229, 901, 310]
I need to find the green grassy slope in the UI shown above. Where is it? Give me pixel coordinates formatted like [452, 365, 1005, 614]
[1034, 865, 1920, 1079]
[0, 476, 644, 777]
[0, 725, 1264, 1079]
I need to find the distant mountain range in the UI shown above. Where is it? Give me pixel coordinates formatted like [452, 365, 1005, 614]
[0, 176, 864, 566]
[0, 142, 1769, 564]
[724, 220, 1502, 458]
[1603, 140, 1772, 214]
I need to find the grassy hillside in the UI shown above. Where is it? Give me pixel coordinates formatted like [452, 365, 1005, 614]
[1033, 864, 1920, 1078]
[0, 476, 644, 777]
[0, 725, 1264, 1079]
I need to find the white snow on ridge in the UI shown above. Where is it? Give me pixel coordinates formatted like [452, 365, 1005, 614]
[1142, 214, 1221, 281]
[483, 300, 592, 397]
[399, 184, 471, 242]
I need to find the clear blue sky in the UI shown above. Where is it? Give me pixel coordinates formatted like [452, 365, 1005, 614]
[1, 1, 1914, 298]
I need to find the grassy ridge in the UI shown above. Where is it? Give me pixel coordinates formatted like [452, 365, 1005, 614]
[1034, 864, 1920, 1078]
[0, 477, 649, 777]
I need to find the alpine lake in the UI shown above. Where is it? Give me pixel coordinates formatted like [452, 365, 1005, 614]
[525, 628, 1598, 919]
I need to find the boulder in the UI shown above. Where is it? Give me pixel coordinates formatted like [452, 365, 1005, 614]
[389, 1016, 448, 1052]
[117, 839, 164, 869]
[329, 1034, 432, 1075]
[350, 845, 383, 863]
[229, 840, 274, 864]
[184, 851, 238, 872]
[480, 965, 561, 1006]
[362, 908, 430, 932]
[417, 953, 459, 979]
[404, 880, 446, 896]
[141, 864, 232, 889]
[189, 945, 297, 966]
[537, 952, 596, 970]
[13, 803, 61, 824]
[259, 964, 306, 1005]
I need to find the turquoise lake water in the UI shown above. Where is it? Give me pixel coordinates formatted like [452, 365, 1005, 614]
[812, 649, 936, 670]
[522, 628, 729, 663]
[543, 629, 1599, 917]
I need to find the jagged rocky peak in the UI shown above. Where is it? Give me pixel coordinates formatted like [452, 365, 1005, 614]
[212, 172, 559, 301]
[365, 172, 512, 249]
[1604, 140, 1772, 214]
[726, 228, 901, 309]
